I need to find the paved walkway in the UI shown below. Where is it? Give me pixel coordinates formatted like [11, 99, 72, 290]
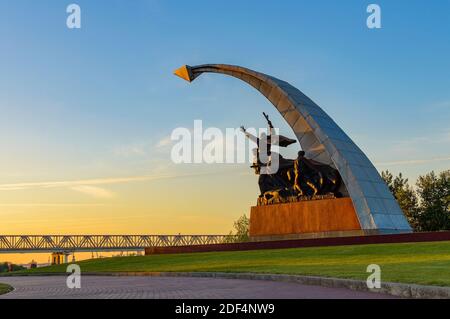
[0, 276, 395, 299]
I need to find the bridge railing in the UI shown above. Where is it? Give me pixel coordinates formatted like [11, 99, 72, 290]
[0, 235, 239, 253]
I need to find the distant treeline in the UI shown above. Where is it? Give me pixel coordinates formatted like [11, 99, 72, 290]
[382, 169, 449, 231]
[0, 262, 26, 273]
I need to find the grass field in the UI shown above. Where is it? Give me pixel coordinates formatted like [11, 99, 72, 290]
[0, 283, 13, 295]
[10, 241, 450, 287]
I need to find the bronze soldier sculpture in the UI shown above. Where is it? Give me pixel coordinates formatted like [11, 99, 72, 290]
[241, 113, 295, 197]
[242, 113, 341, 205]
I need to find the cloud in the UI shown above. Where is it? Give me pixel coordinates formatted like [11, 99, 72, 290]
[390, 130, 450, 148]
[112, 143, 147, 157]
[0, 203, 108, 207]
[71, 186, 115, 199]
[429, 100, 450, 110]
[112, 135, 174, 157]
[0, 174, 179, 191]
[376, 156, 450, 166]
[0, 169, 226, 195]
[156, 135, 173, 148]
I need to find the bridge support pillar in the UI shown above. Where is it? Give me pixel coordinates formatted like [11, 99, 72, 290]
[51, 252, 64, 265]
[51, 252, 71, 265]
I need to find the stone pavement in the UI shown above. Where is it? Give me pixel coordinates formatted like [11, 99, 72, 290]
[0, 276, 395, 299]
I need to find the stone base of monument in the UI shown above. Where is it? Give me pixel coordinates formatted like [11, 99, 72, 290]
[249, 197, 369, 241]
[145, 231, 450, 255]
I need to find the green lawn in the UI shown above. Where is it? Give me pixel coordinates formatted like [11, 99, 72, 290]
[0, 283, 13, 295]
[10, 241, 450, 287]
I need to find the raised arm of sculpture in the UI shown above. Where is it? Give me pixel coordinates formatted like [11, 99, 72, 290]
[263, 112, 275, 136]
[240, 126, 259, 145]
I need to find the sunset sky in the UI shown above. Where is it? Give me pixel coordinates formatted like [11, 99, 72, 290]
[1, 1, 449, 262]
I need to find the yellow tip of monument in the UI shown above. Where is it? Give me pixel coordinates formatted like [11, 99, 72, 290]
[173, 65, 193, 82]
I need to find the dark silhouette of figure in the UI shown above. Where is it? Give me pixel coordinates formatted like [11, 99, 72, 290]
[242, 113, 341, 205]
[294, 151, 320, 196]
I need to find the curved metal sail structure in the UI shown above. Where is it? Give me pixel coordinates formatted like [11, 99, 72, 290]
[174, 64, 411, 234]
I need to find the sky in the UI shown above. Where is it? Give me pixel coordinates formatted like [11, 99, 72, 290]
[0, 1, 449, 262]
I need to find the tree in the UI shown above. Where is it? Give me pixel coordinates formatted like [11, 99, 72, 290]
[416, 170, 450, 231]
[0, 262, 25, 273]
[225, 214, 250, 243]
[381, 170, 420, 230]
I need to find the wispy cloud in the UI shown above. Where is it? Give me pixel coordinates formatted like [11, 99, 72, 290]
[0, 173, 179, 191]
[428, 100, 450, 110]
[71, 186, 115, 199]
[157, 135, 173, 148]
[112, 135, 174, 156]
[0, 203, 108, 207]
[112, 142, 148, 157]
[0, 170, 222, 194]
[392, 129, 450, 147]
[376, 156, 450, 166]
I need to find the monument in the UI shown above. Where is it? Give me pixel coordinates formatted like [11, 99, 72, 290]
[174, 64, 412, 240]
